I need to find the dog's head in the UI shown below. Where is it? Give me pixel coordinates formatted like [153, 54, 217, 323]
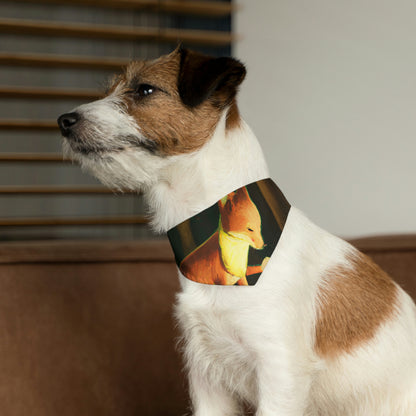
[58, 47, 246, 191]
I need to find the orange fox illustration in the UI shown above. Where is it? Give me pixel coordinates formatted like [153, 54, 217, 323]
[180, 187, 269, 285]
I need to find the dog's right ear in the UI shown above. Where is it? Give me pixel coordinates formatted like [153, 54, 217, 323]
[178, 48, 246, 108]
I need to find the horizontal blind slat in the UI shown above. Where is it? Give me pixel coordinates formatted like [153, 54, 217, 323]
[0, 186, 136, 194]
[8, 0, 234, 17]
[0, 215, 148, 226]
[0, 87, 101, 100]
[0, 18, 234, 46]
[0, 153, 64, 162]
[0, 53, 129, 70]
[0, 120, 58, 130]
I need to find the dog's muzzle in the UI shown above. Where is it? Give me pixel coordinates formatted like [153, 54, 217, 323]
[57, 112, 80, 137]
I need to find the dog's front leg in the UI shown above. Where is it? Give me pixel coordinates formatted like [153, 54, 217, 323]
[189, 367, 241, 416]
[254, 346, 312, 416]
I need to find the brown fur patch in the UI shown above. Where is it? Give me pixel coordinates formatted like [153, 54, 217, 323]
[226, 99, 241, 130]
[108, 50, 224, 156]
[315, 251, 398, 358]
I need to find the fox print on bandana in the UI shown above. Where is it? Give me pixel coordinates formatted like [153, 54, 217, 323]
[168, 179, 290, 285]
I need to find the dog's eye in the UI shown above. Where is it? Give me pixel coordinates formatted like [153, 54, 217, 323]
[134, 84, 156, 98]
[247, 227, 254, 232]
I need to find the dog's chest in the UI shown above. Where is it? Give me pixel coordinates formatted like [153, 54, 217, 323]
[176, 292, 257, 390]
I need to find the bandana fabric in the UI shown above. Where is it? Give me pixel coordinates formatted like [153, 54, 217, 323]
[167, 179, 290, 286]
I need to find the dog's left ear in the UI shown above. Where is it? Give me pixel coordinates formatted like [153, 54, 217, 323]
[178, 48, 246, 108]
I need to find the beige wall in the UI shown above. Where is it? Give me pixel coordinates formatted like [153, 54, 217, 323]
[234, 0, 416, 238]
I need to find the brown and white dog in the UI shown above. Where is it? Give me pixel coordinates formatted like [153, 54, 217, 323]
[58, 48, 416, 415]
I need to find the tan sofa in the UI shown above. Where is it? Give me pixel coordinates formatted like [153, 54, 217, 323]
[0, 236, 415, 415]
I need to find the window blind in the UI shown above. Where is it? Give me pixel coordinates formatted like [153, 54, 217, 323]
[0, 0, 234, 240]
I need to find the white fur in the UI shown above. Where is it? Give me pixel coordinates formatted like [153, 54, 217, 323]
[144, 113, 270, 232]
[64, 97, 416, 415]
[63, 89, 169, 192]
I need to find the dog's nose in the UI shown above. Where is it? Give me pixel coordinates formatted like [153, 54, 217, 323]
[57, 112, 80, 136]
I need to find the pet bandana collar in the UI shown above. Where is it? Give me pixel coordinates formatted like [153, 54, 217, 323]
[167, 178, 290, 286]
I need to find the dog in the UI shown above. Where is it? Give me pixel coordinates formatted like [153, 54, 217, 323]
[58, 47, 416, 415]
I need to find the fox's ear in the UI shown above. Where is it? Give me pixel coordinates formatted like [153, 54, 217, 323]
[219, 195, 229, 208]
[219, 191, 237, 211]
[178, 48, 246, 108]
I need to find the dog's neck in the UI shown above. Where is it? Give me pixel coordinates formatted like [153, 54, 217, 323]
[145, 112, 270, 233]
